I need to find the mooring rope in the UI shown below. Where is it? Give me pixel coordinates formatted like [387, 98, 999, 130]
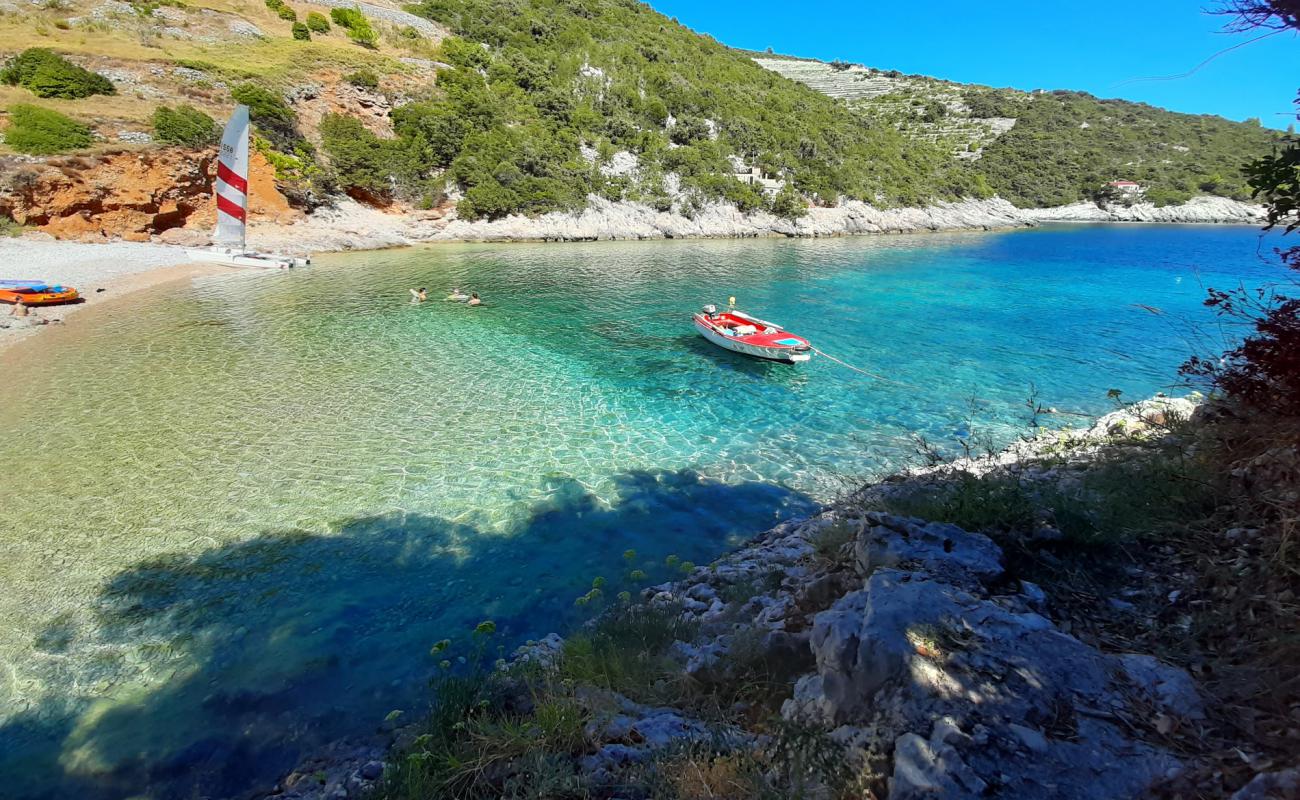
[810, 346, 925, 390]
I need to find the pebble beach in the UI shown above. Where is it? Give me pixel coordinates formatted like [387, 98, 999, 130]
[0, 237, 216, 352]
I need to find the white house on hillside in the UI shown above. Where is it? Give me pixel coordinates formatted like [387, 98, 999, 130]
[734, 165, 787, 196]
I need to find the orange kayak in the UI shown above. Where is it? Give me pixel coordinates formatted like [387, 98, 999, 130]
[0, 287, 80, 305]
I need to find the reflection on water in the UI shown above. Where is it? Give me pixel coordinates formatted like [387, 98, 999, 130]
[0, 226, 1280, 798]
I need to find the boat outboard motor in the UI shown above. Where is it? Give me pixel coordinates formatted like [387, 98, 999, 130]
[702, 304, 718, 319]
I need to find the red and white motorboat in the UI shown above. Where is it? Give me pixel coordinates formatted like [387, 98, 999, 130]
[693, 304, 813, 363]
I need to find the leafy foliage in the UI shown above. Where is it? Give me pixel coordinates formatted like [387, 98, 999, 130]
[3, 103, 92, 154]
[387, 0, 988, 219]
[330, 6, 377, 47]
[0, 48, 115, 99]
[319, 113, 418, 201]
[230, 83, 299, 149]
[304, 11, 330, 33]
[1247, 120, 1300, 234]
[1181, 125, 1300, 412]
[1180, 12, 1300, 413]
[345, 68, 378, 89]
[328, 6, 364, 27]
[291, 21, 309, 40]
[964, 88, 1278, 207]
[152, 104, 218, 147]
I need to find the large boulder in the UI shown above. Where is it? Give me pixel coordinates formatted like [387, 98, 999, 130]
[854, 511, 1003, 586]
[784, 523, 1197, 800]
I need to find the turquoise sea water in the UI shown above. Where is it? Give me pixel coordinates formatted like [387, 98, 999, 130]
[0, 224, 1284, 798]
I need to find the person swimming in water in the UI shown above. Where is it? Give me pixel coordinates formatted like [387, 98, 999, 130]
[447, 288, 469, 302]
[410, 287, 428, 302]
[468, 292, 482, 307]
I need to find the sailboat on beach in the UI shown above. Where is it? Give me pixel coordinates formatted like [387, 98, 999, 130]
[186, 105, 310, 270]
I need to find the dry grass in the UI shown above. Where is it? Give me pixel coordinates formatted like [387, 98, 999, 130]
[0, 0, 426, 155]
[0, 0, 421, 82]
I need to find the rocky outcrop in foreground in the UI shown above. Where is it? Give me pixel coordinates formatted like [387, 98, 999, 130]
[267, 398, 1223, 800]
[1022, 195, 1264, 224]
[779, 514, 1194, 799]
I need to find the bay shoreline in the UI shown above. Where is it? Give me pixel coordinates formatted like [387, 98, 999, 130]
[0, 194, 1264, 356]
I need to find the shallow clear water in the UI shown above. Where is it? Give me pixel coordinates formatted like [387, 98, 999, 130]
[0, 224, 1283, 798]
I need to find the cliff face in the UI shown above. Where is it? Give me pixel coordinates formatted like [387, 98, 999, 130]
[0, 148, 297, 241]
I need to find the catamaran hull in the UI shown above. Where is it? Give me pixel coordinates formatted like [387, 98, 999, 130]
[186, 248, 310, 269]
[693, 317, 811, 363]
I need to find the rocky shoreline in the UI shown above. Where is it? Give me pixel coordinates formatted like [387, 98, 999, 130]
[259, 395, 1297, 800]
[242, 194, 1264, 250]
[1022, 195, 1265, 225]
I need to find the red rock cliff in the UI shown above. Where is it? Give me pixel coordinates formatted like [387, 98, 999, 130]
[0, 148, 299, 242]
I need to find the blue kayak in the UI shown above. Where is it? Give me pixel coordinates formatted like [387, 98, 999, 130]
[0, 280, 51, 291]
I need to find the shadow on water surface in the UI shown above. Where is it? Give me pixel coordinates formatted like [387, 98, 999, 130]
[2, 469, 817, 800]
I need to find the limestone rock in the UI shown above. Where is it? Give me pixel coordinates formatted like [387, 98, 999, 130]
[1022, 196, 1265, 224]
[890, 729, 987, 799]
[432, 195, 1031, 242]
[854, 511, 1003, 586]
[1230, 765, 1300, 800]
[786, 566, 1185, 798]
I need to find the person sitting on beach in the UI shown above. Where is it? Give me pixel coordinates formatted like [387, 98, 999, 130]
[447, 288, 469, 302]
[467, 292, 482, 307]
[410, 287, 428, 303]
[11, 296, 29, 317]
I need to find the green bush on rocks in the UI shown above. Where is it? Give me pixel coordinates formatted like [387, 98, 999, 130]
[0, 49, 115, 100]
[345, 69, 379, 89]
[305, 11, 330, 32]
[152, 104, 219, 147]
[4, 104, 93, 154]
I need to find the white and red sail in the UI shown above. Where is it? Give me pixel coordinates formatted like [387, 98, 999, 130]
[214, 105, 250, 250]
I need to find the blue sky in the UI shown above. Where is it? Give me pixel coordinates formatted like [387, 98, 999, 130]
[650, 0, 1298, 129]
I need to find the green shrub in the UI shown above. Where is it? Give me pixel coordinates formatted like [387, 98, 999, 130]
[320, 113, 419, 199]
[557, 604, 696, 703]
[276, 4, 296, 20]
[152, 104, 218, 147]
[345, 69, 378, 89]
[392, 101, 467, 169]
[346, 17, 378, 47]
[304, 11, 329, 32]
[770, 184, 807, 220]
[3, 104, 92, 154]
[230, 83, 298, 149]
[328, 6, 363, 27]
[1145, 186, 1193, 207]
[263, 0, 283, 10]
[0, 48, 115, 99]
[175, 58, 216, 72]
[291, 20, 309, 39]
[0, 217, 26, 237]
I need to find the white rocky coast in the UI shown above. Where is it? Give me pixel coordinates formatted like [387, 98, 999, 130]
[1023, 195, 1265, 225]
[249, 194, 1264, 249]
[429, 196, 1032, 242]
